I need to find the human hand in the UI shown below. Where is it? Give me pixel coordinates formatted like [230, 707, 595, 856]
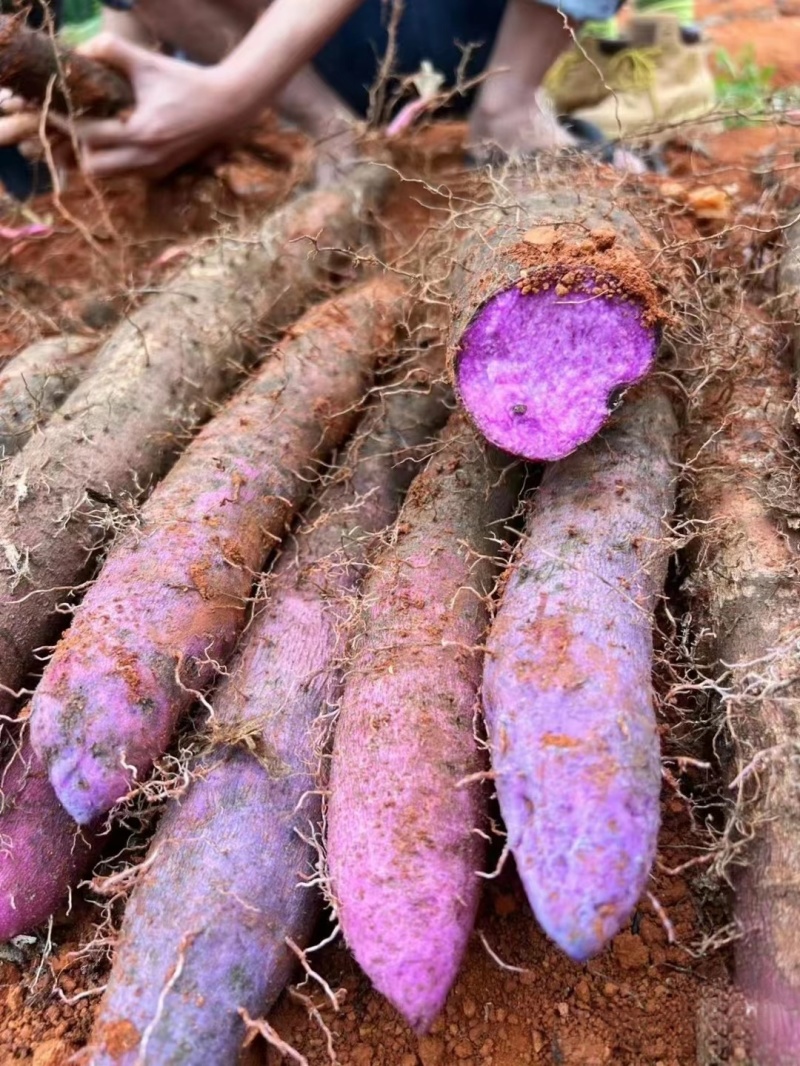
[73, 33, 249, 178]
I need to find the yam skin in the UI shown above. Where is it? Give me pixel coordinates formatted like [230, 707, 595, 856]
[0, 734, 99, 940]
[327, 413, 519, 1033]
[0, 168, 389, 719]
[448, 186, 663, 462]
[87, 358, 450, 1066]
[682, 315, 800, 1066]
[30, 276, 408, 826]
[0, 337, 96, 458]
[483, 385, 676, 962]
[0, 15, 134, 116]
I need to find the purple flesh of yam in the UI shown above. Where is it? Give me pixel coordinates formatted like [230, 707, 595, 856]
[456, 282, 657, 461]
[87, 363, 450, 1064]
[482, 386, 676, 961]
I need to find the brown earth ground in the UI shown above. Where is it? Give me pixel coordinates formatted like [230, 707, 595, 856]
[1, 1, 799, 1063]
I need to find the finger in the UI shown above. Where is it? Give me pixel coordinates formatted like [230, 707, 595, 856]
[78, 31, 155, 78]
[0, 113, 42, 147]
[81, 145, 155, 177]
[72, 117, 133, 150]
[0, 91, 28, 114]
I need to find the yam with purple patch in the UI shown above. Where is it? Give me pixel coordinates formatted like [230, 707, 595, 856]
[483, 384, 676, 961]
[327, 413, 520, 1033]
[449, 189, 664, 461]
[30, 276, 408, 826]
[87, 354, 450, 1066]
[0, 169, 389, 718]
[0, 734, 99, 940]
[682, 312, 800, 1066]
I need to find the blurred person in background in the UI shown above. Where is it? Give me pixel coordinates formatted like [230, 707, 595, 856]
[0, 0, 717, 186]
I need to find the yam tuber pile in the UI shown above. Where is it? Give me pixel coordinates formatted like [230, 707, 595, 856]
[0, 134, 799, 1066]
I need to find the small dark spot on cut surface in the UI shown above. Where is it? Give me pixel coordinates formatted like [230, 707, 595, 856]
[607, 386, 626, 413]
[511, 403, 528, 416]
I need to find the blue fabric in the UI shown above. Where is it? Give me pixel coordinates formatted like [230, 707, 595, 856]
[98, 0, 625, 117]
[316, 0, 623, 116]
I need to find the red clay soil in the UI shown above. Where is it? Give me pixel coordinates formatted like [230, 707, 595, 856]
[0, 116, 310, 364]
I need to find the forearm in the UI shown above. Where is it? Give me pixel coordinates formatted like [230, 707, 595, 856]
[215, 0, 365, 112]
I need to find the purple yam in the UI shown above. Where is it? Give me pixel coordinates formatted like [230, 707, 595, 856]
[327, 414, 520, 1033]
[0, 734, 99, 940]
[87, 362, 450, 1065]
[0, 169, 389, 720]
[448, 188, 663, 462]
[482, 385, 677, 961]
[455, 279, 656, 461]
[30, 277, 408, 826]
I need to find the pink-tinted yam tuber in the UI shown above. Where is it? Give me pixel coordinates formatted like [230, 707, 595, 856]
[0, 169, 389, 720]
[31, 277, 408, 826]
[88, 361, 450, 1065]
[483, 385, 676, 961]
[0, 735, 99, 940]
[327, 413, 519, 1033]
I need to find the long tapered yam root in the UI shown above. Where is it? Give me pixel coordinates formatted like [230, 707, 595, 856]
[0, 168, 390, 720]
[449, 186, 665, 461]
[327, 413, 520, 1033]
[681, 310, 800, 1066]
[483, 384, 677, 961]
[0, 15, 133, 116]
[86, 354, 450, 1066]
[30, 275, 410, 826]
[0, 336, 96, 458]
[0, 732, 100, 940]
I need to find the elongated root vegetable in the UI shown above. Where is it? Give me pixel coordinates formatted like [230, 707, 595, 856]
[327, 414, 519, 1033]
[0, 169, 389, 718]
[779, 214, 800, 377]
[87, 355, 450, 1066]
[31, 277, 409, 825]
[483, 385, 676, 961]
[0, 337, 96, 458]
[0, 733, 99, 940]
[449, 187, 663, 461]
[0, 15, 133, 116]
[682, 313, 800, 1065]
